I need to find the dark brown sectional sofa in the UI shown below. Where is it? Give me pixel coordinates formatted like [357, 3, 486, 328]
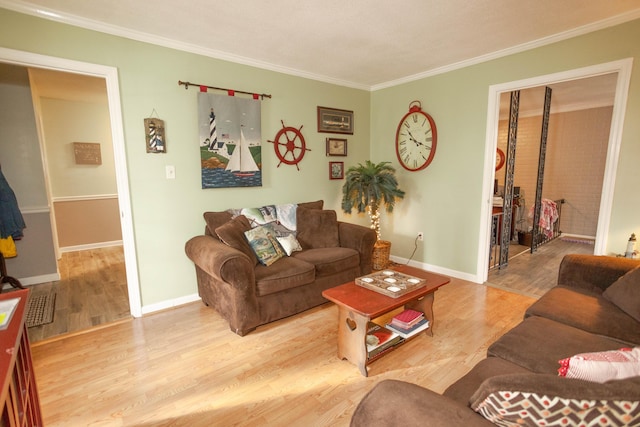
[351, 254, 640, 426]
[185, 200, 376, 336]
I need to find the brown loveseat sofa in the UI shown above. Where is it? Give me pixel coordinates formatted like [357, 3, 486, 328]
[185, 200, 376, 336]
[351, 254, 640, 426]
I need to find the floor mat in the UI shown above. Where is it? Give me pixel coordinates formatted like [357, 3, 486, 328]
[26, 292, 56, 328]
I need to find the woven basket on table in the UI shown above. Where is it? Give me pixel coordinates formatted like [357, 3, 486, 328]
[372, 240, 391, 270]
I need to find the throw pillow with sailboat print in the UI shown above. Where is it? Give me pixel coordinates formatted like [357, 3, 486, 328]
[198, 92, 262, 188]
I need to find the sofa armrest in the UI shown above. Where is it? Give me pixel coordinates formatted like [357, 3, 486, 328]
[351, 380, 494, 427]
[557, 254, 640, 294]
[338, 222, 376, 274]
[185, 235, 256, 292]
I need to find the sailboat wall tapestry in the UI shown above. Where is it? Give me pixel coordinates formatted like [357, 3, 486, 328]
[198, 92, 262, 188]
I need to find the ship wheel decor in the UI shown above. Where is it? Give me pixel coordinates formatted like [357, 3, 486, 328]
[267, 120, 311, 170]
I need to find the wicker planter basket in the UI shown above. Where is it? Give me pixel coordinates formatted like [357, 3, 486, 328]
[372, 240, 391, 270]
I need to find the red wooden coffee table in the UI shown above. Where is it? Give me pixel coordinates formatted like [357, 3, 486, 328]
[322, 265, 450, 376]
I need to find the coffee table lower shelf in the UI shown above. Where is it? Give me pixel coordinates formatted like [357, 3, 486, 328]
[323, 265, 450, 377]
[334, 293, 434, 377]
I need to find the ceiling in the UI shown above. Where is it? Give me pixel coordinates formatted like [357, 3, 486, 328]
[3, 0, 640, 90]
[3, 1, 638, 115]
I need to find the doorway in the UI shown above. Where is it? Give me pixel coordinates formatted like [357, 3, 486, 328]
[0, 47, 141, 319]
[477, 58, 634, 284]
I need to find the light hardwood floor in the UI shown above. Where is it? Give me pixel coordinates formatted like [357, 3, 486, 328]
[487, 237, 594, 298]
[26, 246, 131, 343]
[31, 278, 535, 427]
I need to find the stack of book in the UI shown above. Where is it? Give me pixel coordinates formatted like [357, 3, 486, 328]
[386, 309, 430, 338]
[366, 322, 402, 359]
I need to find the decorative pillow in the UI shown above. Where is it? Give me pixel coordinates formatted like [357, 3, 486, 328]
[470, 373, 640, 427]
[275, 203, 298, 231]
[244, 225, 286, 266]
[297, 200, 324, 210]
[214, 215, 257, 264]
[276, 234, 303, 256]
[558, 347, 640, 383]
[603, 265, 640, 321]
[296, 208, 339, 250]
[203, 211, 233, 236]
[240, 205, 277, 227]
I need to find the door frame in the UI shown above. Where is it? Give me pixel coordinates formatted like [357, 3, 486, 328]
[0, 47, 142, 317]
[477, 58, 633, 283]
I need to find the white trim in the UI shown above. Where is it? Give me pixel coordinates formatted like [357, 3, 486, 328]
[389, 255, 477, 284]
[141, 294, 202, 315]
[18, 206, 50, 214]
[59, 240, 123, 253]
[0, 46, 143, 318]
[2, 0, 638, 92]
[477, 58, 633, 284]
[52, 194, 118, 202]
[6, 273, 61, 287]
[373, 12, 640, 91]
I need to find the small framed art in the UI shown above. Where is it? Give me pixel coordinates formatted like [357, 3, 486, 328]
[326, 138, 347, 156]
[329, 161, 344, 180]
[145, 118, 165, 153]
[73, 142, 102, 165]
[317, 106, 354, 134]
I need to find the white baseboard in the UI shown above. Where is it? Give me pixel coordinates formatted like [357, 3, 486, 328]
[1, 273, 61, 289]
[389, 255, 479, 283]
[141, 293, 201, 315]
[59, 240, 123, 253]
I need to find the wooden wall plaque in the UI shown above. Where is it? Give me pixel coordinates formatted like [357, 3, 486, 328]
[73, 142, 102, 165]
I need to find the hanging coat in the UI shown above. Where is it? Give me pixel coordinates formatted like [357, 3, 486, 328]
[0, 166, 26, 240]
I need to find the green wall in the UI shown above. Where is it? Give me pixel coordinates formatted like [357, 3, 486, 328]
[371, 18, 640, 276]
[1, 8, 639, 309]
[0, 8, 371, 307]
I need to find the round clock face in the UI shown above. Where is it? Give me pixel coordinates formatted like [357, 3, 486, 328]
[495, 148, 505, 171]
[395, 106, 437, 171]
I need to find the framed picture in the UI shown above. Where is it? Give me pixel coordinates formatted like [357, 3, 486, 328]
[144, 118, 165, 153]
[326, 138, 347, 156]
[329, 161, 344, 180]
[73, 142, 102, 165]
[317, 106, 354, 134]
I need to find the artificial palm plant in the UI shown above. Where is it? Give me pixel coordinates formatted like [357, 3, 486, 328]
[341, 160, 405, 242]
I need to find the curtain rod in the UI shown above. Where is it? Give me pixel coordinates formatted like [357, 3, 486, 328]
[178, 80, 272, 100]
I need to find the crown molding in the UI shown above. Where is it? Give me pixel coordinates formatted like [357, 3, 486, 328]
[2, 1, 639, 91]
[371, 10, 640, 91]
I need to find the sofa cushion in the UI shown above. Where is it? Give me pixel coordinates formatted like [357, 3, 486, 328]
[244, 225, 286, 266]
[558, 347, 640, 383]
[488, 316, 630, 374]
[203, 210, 233, 236]
[470, 373, 640, 427]
[603, 265, 640, 321]
[296, 208, 339, 249]
[443, 357, 532, 405]
[254, 257, 315, 296]
[297, 200, 323, 210]
[214, 215, 257, 264]
[525, 286, 640, 345]
[291, 247, 359, 277]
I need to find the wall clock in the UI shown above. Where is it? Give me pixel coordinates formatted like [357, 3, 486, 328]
[267, 120, 310, 171]
[495, 148, 505, 171]
[395, 100, 437, 171]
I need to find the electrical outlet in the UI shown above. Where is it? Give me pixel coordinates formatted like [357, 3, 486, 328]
[417, 232, 424, 241]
